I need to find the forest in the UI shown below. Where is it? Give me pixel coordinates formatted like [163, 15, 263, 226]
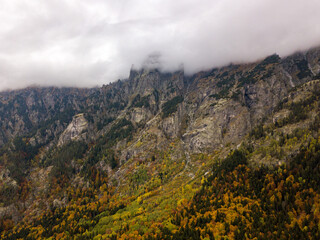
[1, 137, 319, 239]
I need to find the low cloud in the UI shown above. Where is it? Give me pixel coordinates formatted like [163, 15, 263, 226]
[1, 0, 320, 90]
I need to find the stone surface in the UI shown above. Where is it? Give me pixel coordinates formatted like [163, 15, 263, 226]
[58, 113, 88, 146]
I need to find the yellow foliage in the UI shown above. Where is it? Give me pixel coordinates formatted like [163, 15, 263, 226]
[286, 175, 294, 184]
[137, 196, 143, 204]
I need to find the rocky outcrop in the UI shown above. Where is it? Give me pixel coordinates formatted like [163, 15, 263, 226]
[130, 108, 153, 123]
[0, 87, 95, 147]
[182, 99, 251, 152]
[58, 113, 88, 146]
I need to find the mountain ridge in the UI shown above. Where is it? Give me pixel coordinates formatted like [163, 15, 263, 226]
[0, 46, 320, 239]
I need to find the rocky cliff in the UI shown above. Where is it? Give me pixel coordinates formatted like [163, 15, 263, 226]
[1, 48, 319, 153]
[57, 113, 88, 146]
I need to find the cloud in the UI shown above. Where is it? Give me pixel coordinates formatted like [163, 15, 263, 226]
[0, 0, 320, 90]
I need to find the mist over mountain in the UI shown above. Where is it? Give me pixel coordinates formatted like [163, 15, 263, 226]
[1, 0, 320, 91]
[1, 46, 320, 238]
[1, 1, 320, 239]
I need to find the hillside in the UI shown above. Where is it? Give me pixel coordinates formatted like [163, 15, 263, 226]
[0, 47, 320, 239]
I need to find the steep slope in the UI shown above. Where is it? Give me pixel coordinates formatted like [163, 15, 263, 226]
[0, 87, 93, 146]
[0, 47, 320, 239]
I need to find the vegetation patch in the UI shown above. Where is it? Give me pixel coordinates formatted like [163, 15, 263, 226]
[154, 139, 320, 239]
[131, 94, 150, 108]
[296, 59, 312, 79]
[161, 95, 184, 118]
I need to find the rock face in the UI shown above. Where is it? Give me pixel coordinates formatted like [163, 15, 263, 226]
[128, 68, 185, 97]
[0, 47, 320, 153]
[0, 49, 318, 158]
[0, 87, 94, 146]
[58, 113, 88, 146]
[182, 99, 251, 152]
[130, 108, 152, 123]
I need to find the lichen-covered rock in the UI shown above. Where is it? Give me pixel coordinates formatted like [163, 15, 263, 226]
[130, 107, 152, 123]
[58, 113, 88, 146]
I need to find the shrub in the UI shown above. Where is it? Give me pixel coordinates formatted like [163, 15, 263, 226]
[162, 96, 184, 118]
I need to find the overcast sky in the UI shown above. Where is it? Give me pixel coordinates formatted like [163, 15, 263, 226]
[1, 0, 320, 91]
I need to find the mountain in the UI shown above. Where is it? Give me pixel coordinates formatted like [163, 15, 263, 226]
[0, 47, 320, 239]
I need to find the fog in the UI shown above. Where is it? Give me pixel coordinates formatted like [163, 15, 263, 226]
[1, 0, 320, 91]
